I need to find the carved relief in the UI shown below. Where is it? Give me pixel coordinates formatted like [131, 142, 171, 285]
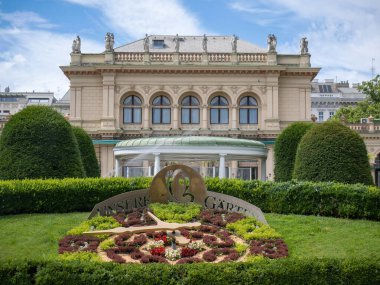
[230, 86, 238, 94]
[170, 85, 180, 94]
[259, 86, 267, 93]
[201, 86, 209, 94]
[142, 85, 151, 94]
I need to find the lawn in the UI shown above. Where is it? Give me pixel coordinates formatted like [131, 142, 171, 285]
[0, 212, 379, 261]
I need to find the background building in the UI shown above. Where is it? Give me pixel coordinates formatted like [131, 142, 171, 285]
[61, 34, 319, 179]
[0, 88, 70, 130]
[311, 79, 366, 122]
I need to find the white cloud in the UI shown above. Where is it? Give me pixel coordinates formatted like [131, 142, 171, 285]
[65, 0, 205, 39]
[0, 14, 103, 98]
[0, 11, 56, 29]
[230, 0, 380, 84]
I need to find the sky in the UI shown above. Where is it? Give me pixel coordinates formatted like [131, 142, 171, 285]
[0, 0, 379, 98]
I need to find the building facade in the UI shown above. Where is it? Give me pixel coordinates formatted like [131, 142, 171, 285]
[311, 79, 366, 122]
[61, 34, 319, 179]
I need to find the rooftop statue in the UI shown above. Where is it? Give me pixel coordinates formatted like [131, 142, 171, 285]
[300, 37, 309, 54]
[105, 32, 114, 52]
[174, 34, 180, 52]
[71, 35, 81, 54]
[202, 34, 208, 53]
[267, 34, 277, 52]
[143, 34, 149, 53]
[231, 34, 238, 53]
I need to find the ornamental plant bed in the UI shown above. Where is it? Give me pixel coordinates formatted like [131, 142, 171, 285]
[59, 204, 288, 264]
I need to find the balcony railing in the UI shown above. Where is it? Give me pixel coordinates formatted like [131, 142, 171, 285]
[114, 52, 268, 64]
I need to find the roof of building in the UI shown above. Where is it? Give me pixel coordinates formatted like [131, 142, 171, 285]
[115, 35, 266, 53]
[115, 136, 266, 149]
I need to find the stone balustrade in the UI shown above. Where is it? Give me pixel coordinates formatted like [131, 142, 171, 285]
[113, 52, 268, 65]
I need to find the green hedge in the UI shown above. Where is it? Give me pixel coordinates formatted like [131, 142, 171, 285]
[0, 258, 379, 285]
[0, 177, 150, 215]
[293, 121, 373, 185]
[0, 177, 379, 220]
[274, 122, 313, 182]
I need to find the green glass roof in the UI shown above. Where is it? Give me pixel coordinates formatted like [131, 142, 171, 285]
[115, 136, 265, 149]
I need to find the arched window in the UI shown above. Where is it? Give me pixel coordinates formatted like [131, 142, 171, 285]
[210, 96, 229, 124]
[239, 96, 258, 124]
[152, 95, 171, 124]
[123, 95, 142, 124]
[181, 96, 200, 124]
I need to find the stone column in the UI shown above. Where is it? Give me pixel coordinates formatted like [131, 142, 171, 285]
[70, 87, 82, 125]
[143, 160, 150, 176]
[231, 105, 237, 129]
[231, 160, 238, 179]
[154, 153, 161, 175]
[201, 105, 208, 129]
[143, 104, 149, 129]
[115, 158, 121, 177]
[101, 73, 116, 130]
[219, 154, 226, 179]
[173, 104, 179, 129]
[260, 158, 267, 181]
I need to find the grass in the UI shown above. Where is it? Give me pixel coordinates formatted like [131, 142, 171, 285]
[0, 212, 87, 261]
[0, 212, 379, 261]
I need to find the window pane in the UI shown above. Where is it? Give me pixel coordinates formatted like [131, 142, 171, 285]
[219, 96, 228, 106]
[152, 108, 160, 123]
[162, 108, 171, 123]
[239, 109, 247, 124]
[161, 96, 170, 105]
[239, 97, 248, 106]
[249, 109, 258, 124]
[134, 108, 142, 123]
[191, 96, 199, 106]
[152, 97, 161, 105]
[124, 108, 132, 123]
[210, 108, 218, 124]
[210, 97, 219, 106]
[248, 97, 258, 106]
[124, 96, 133, 105]
[133, 96, 142, 105]
[220, 109, 228, 123]
[191, 108, 200, 124]
[182, 108, 190, 124]
[182, 96, 190, 106]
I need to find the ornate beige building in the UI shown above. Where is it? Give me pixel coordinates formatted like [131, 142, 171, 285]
[61, 34, 320, 179]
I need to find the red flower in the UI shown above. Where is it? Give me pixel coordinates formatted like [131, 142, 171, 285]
[154, 235, 167, 244]
[150, 246, 165, 256]
[181, 247, 198, 258]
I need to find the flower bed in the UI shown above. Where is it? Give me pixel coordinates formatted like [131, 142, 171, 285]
[59, 204, 288, 264]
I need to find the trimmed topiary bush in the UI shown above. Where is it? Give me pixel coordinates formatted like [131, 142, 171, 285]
[0, 106, 85, 179]
[274, 122, 313, 181]
[293, 121, 373, 185]
[72, 126, 100, 177]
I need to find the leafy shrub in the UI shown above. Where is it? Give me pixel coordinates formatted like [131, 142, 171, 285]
[58, 252, 102, 262]
[72, 126, 100, 177]
[99, 238, 116, 251]
[226, 217, 282, 240]
[0, 177, 151, 215]
[0, 177, 379, 221]
[0, 106, 85, 179]
[1, 258, 379, 285]
[274, 122, 313, 181]
[234, 243, 248, 255]
[293, 121, 373, 185]
[149, 202, 202, 223]
[67, 216, 120, 235]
